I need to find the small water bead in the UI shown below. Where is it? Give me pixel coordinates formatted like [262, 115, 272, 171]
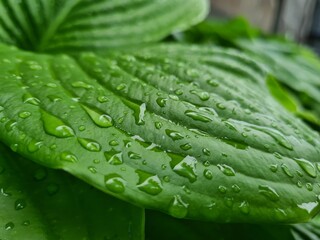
[297, 181, 303, 188]
[156, 97, 167, 107]
[116, 83, 127, 91]
[109, 140, 119, 146]
[306, 183, 313, 191]
[163, 176, 170, 182]
[203, 169, 213, 180]
[88, 166, 97, 173]
[168, 195, 189, 218]
[5, 222, 14, 230]
[82, 105, 113, 128]
[239, 201, 250, 214]
[218, 185, 227, 193]
[165, 129, 184, 141]
[281, 164, 294, 178]
[41, 111, 74, 138]
[296, 170, 303, 177]
[71, 81, 93, 89]
[15, 199, 26, 210]
[10, 143, 18, 152]
[78, 125, 86, 131]
[203, 160, 210, 167]
[258, 185, 280, 202]
[128, 151, 141, 159]
[136, 170, 163, 195]
[78, 138, 101, 152]
[174, 89, 183, 95]
[22, 220, 30, 226]
[5, 120, 17, 131]
[180, 143, 192, 151]
[182, 185, 191, 194]
[60, 152, 78, 163]
[154, 122, 163, 129]
[224, 197, 234, 208]
[97, 96, 109, 103]
[46, 183, 59, 196]
[23, 93, 40, 105]
[170, 155, 197, 183]
[27, 140, 43, 153]
[18, 111, 31, 119]
[93, 159, 100, 164]
[50, 144, 57, 149]
[46, 83, 57, 88]
[232, 184, 241, 193]
[294, 158, 317, 178]
[33, 168, 47, 181]
[201, 148, 210, 156]
[217, 164, 235, 176]
[104, 149, 123, 165]
[216, 103, 226, 110]
[47, 95, 62, 102]
[207, 79, 219, 87]
[273, 152, 282, 159]
[104, 174, 126, 193]
[184, 110, 211, 122]
[270, 164, 278, 173]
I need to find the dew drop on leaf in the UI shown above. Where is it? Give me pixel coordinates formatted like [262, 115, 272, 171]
[218, 185, 227, 193]
[104, 149, 123, 165]
[5, 222, 14, 230]
[294, 158, 317, 178]
[170, 154, 197, 183]
[18, 111, 31, 119]
[14, 199, 26, 210]
[281, 164, 294, 178]
[78, 138, 101, 152]
[224, 197, 233, 208]
[71, 81, 93, 89]
[184, 110, 211, 122]
[306, 183, 313, 191]
[180, 143, 192, 151]
[136, 170, 163, 195]
[156, 97, 167, 107]
[165, 129, 184, 141]
[239, 201, 250, 214]
[82, 105, 113, 128]
[202, 148, 211, 156]
[97, 96, 109, 103]
[168, 195, 188, 218]
[109, 140, 119, 146]
[27, 140, 43, 153]
[23, 93, 40, 105]
[41, 111, 74, 138]
[88, 166, 97, 173]
[258, 185, 280, 202]
[128, 151, 141, 159]
[154, 121, 163, 129]
[10, 143, 18, 152]
[104, 174, 126, 193]
[217, 164, 235, 176]
[269, 164, 278, 173]
[232, 184, 241, 193]
[203, 169, 213, 180]
[60, 152, 78, 163]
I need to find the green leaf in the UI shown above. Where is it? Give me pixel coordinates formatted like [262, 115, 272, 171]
[0, 143, 144, 239]
[0, 0, 208, 53]
[0, 43, 320, 223]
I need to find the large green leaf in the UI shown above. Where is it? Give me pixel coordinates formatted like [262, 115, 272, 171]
[0, 0, 208, 52]
[0, 43, 320, 223]
[0, 143, 144, 239]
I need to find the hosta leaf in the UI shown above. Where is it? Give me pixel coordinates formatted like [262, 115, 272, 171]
[0, 43, 320, 223]
[0, 0, 208, 53]
[0, 143, 144, 239]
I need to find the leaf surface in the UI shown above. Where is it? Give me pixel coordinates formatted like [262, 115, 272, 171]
[0, 43, 320, 223]
[0, 0, 208, 52]
[0, 143, 144, 239]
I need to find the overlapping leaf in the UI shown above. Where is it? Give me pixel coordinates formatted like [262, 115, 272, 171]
[0, 43, 320, 223]
[0, 143, 144, 239]
[0, 0, 208, 52]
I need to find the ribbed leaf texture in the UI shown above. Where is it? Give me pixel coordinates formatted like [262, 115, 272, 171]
[0, 143, 144, 239]
[0, 0, 208, 52]
[0, 43, 320, 223]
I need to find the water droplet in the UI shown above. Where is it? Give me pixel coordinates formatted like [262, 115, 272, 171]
[23, 93, 40, 105]
[104, 149, 123, 165]
[82, 105, 113, 128]
[5, 222, 14, 230]
[218, 185, 227, 193]
[165, 129, 184, 141]
[180, 143, 192, 151]
[306, 183, 313, 191]
[60, 152, 78, 163]
[154, 122, 163, 129]
[184, 110, 211, 122]
[216, 103, 226, 110]
[22, 220, 30, 226]
[137, 103, 146, 125]
[202, 148, 211, 156]
[156, 97, 167, 107]
[231, 184, 240, 193]
[78, 138, 101, 152]
[128, 151, 141, 159]
[170, 154, 197, 182]
[174, 89, 183, 95]
[97, 96, 109, 103]
[41, 111, 74, 138]
[168, 195, 188, 218]
[258, 185, 279, 201]
[33, 168, 47, 181]
[18, 111, 31, 119]
[5, 120, 17, 131]
[239, 201, 250, 214]
[163, 176, 170, 182]
[88, 166, 97, 173]
[297, 181, 303, 188]
[46, 183, 59, 195]
[93, 159, 100, 164]
[273, 152, 282, 159]
[15, 199, 26, 210]
[109, 140, 119, 146]
[71, 81, 93, 89]
[104, 174, 126, 193]
[217, 164, 235, 176]
[207, 79, 219, 87]
[47, 94, 62, 102]
[224, 197, 233, 208]
[270, 164, 278, 172]
[294, 158, 317, 178]
[136, 170, 163, 195]
[78, 125, 86, 131]
[46, 83, 57, 88]
[27, 140, 43, 153]
[116, 83, 127, 91]
[281, 164, 294, 178]
[10, 143, 18, 152]
[203, 169, 213, 180]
